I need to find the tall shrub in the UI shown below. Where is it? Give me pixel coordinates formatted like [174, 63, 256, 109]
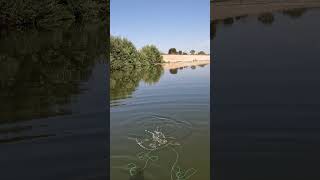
[110, 36, 139, 71]
[139, 45, 163, 64]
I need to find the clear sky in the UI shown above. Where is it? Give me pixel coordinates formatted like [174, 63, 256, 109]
[110, 0, 210, 54]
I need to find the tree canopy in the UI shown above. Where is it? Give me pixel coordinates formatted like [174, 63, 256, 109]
[168, 48, 177, 55]
[198, 51, 206, 55]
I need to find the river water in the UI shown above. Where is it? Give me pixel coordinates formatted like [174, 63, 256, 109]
[111, 64, 210, 180]
[213, 7, 320, 180]
[0, 24, 108, 180]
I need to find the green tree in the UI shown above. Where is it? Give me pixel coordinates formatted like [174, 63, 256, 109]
[139, 45, 163, 64]
[168, 48, 177, 55]
[198, 51, 206, 55]
[110, 36, 139, 71]
[178, 50, 182, 55]
[190, 50, 195, 55]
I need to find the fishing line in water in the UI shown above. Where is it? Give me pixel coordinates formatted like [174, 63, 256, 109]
[126, 125, 197, 180]
[170, 147, 197, 180]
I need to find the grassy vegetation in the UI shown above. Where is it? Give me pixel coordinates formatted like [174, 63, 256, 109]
[0, 0, 106, 29]
[110, 36, 163, 71]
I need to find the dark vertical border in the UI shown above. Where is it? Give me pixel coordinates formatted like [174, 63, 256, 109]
[210, 1, 215, 180]
[106, 0, 110, 179]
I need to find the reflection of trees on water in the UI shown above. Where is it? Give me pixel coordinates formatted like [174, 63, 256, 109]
[168, 63, 208, 74]
[282, 8, 307, 19]
[110, 65, 164, 101]
[169, 68, 178, 74]
[235, 15, 248, 20]
[258, 13, 275, 25]
[211, 15, 248, 39]
[258, 9, 308, 24]
[211, 8, 310, 38]
[0, 24, 107, 123]
[223, 17, 234, 26]
[198, 64, 208, 68]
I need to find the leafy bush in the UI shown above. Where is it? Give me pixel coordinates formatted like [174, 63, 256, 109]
[139, 45, 163, 64]
[110, 36, 163, 71]
[110, 36, 139, 71]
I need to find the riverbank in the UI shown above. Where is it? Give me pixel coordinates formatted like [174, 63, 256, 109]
[212, 0, 320, 20]
[161, 55, 210, 70]
[162, 55, 210, 63]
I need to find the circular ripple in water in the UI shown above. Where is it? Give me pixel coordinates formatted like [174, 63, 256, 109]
[126, 114, 193, 143]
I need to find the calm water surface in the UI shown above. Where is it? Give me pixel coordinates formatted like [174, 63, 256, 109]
[213, 8, 320, 180]
[0, 24, 108, 180]
[111, 64, 210, 180]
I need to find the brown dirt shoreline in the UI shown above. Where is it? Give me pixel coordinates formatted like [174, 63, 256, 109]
[161, 55, 210, 70]
[162, 55, 210, 63]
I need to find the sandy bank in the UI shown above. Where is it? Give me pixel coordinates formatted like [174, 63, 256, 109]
[212, 0, 320, 20]
[162, 55, 210, 63]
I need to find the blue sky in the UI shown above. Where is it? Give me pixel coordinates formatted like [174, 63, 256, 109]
[110, 0, 210, 54]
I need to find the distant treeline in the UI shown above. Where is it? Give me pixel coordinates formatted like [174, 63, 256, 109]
[0, 0, 107, 29]
[167, 48, 207, 55]
[110, 36, 163, 71]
